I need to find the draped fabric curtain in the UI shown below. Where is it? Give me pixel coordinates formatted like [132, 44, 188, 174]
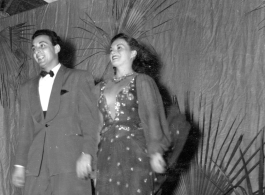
[0, 0, 264, 194]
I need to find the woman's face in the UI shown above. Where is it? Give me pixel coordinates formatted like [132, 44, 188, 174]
[110, 38, 136, 68]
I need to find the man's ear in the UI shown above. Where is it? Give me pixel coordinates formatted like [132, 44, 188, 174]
[54, 44, 61, 54]
[131, 50, 137, 59]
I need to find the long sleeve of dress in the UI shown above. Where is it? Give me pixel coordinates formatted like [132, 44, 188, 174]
[136, 74, 171, 156]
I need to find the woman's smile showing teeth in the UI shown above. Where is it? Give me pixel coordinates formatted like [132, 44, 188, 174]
[112, 55, 119, 61]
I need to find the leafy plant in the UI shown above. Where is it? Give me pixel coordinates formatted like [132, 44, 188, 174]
[162, 93, 265, 195]
[73, 0, 178, 78]
[0, 22, 32, 107]
[238, 129, 265, 195]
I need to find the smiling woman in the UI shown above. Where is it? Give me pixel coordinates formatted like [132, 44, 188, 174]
[95, 33, 171, 195]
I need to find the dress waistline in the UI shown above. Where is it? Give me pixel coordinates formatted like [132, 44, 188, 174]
[101, 120, 142, 135]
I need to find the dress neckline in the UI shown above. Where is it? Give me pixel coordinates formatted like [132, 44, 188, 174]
[101, 75, 137, 121]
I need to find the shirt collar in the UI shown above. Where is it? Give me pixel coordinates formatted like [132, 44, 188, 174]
[51, 63, 61, 77]
[39, 64, 61, 80]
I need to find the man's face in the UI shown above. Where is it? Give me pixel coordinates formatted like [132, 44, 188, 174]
[32, 35, 60, 71]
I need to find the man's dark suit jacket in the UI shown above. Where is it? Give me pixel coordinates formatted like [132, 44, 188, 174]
[15, 65, 99, 177]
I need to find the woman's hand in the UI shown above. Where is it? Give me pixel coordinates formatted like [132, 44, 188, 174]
[150, 153, 166, 173]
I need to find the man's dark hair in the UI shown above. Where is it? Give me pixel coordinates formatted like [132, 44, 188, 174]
[32, 29, 62, 47]
[32, 29, 71, 65]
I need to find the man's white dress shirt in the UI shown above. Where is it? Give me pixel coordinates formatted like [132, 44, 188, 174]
[39, 64, 61, 111]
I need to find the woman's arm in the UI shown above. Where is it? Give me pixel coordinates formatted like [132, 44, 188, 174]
[136, 74, 171, 172]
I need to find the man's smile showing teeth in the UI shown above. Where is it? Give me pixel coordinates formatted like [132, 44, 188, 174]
[36, 55, 44, 61]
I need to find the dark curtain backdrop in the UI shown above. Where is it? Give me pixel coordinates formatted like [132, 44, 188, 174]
[0, 0, 264, 194]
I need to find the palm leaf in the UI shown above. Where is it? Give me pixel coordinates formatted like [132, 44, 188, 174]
[249, 2, 265, 31]
[229, 129, 263, 185]
[74, 0, 177, 80]
[233, 128, 265, 195]
[164, 92, 265, 195]
[0, 22, 33, 107]
[228, 129, 263, 181]
[257, 129, 264, 195]
[240, 149, 253, 195]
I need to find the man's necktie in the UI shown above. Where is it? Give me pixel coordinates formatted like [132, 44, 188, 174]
[40, 70, 54, 77]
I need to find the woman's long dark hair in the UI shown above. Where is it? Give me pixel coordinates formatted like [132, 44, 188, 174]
[110, 33, 161, 78]
[111, 33, 172, 111]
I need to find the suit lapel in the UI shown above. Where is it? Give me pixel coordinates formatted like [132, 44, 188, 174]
[30, 76, 44, 124]
[45, 65, 66, 122]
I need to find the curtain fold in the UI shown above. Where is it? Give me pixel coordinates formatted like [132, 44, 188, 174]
[0, 0, 264, 194]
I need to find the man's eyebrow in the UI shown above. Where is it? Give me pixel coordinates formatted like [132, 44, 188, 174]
[32, 41, 48, 47]
[110, 43, 124, 49]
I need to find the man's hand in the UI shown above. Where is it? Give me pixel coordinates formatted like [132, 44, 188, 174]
[150, 153, 166, 173]
[12, 166, 25, 187]
[76, 153, 92, 179]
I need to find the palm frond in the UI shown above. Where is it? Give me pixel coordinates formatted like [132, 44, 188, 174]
[0, 22, 33, 107]
[74, 51, 106, 67]
[258, 129, 264, 195]
[74, 0, 177, 79]
[249, 2, 265, 31]
[240, 149, 254, 195]
[164, 92, 265, 195]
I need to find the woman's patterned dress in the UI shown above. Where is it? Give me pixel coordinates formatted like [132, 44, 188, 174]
[96, 76, 156, 195]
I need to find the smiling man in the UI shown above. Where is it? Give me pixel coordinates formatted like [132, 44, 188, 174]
[12, 29, 99, 195]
